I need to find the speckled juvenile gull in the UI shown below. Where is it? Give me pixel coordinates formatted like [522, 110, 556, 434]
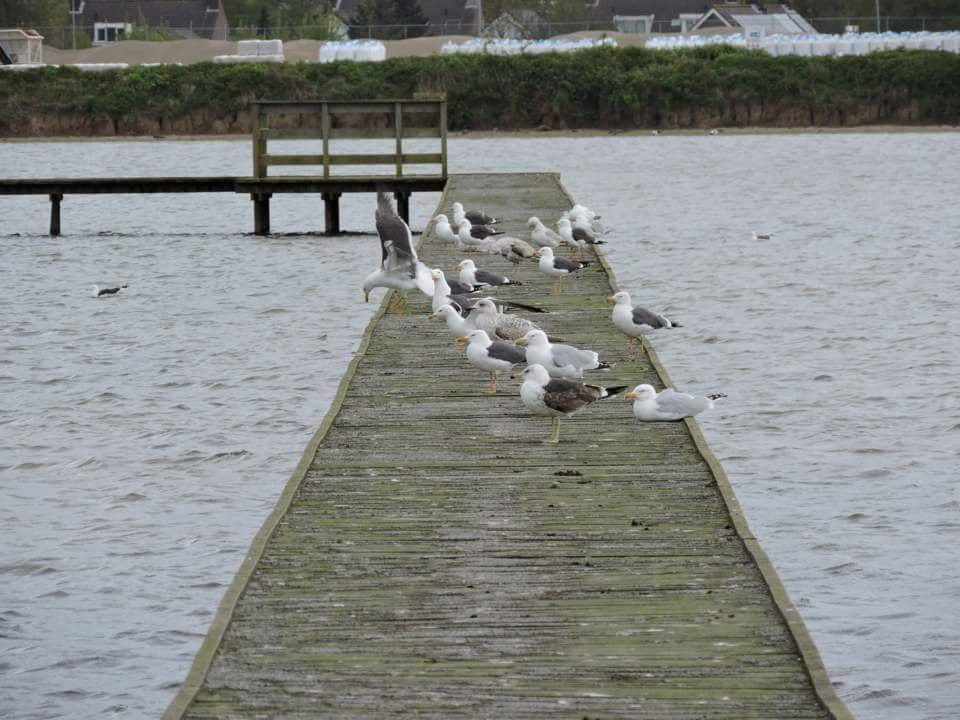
[470, 298, 557, 342]
[625, 384, 725, 421]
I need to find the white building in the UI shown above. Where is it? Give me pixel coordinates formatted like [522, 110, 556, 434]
[0, 28, 44, 64]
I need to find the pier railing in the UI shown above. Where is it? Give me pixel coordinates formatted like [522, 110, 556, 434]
[251, 99, 448, 179]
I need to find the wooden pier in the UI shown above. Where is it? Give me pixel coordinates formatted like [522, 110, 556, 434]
[163, 173, 851, 720]
[0, 99, 447, 236]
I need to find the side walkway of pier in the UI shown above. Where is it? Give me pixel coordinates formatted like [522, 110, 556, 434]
[164, 173, 851, 719]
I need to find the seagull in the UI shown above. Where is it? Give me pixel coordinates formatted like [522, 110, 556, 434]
[487, 235, 538, 265]
[535, 246, 591, 291]
[432, 270, 544, 316]
[363, 192, 435, 312]
[625, 384, 726, 421]
[514, 363, 627, 444]
[431, 268, 481, 313]
[527, 217, 561, 248]
[557, 217, 604, 257]
[453, 201, 498, 226]
[433, 214, 460, 247]
[427, 303, 473, 337]
[455, 259, 522, 288]
[470, 298, 556, 342]
[752, 231, 773, 240]
[651, 129, 661, 136]
[708, 129, 720, 135]
[457, 329, 527, 394]
[516, 329, 611, 380]
[608, 291, 680, 352]
[91, 284, 127, 297]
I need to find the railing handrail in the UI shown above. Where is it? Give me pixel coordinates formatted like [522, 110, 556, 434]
[251, 98, 447, 180]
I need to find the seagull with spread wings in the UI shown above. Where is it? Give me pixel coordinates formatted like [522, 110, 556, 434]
[363, 192, 435, 312]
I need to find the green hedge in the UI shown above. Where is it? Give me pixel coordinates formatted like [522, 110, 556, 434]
[2, 45, 960, 132]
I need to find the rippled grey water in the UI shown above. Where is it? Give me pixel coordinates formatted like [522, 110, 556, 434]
[1, 133, 958, 720]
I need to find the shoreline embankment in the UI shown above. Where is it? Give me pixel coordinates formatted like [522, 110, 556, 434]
[2, 46, 959, 138]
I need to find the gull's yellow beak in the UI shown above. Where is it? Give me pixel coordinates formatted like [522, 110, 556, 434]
[364, 290, 370, 302]
[426, 312, 436, 320]
[453, 263, 461, 271]
[606, 295, 615, 304]
[455, 336, 468, 347]
[624, 391, 637, 400]
[515, 337, 528, 346]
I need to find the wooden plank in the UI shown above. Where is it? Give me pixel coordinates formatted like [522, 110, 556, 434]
[163, 173, 850, 720]
[263, 127, 441, 140]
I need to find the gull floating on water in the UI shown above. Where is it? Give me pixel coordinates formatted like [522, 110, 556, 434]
[91, 284, 128, 297]
[455, 258, 522, 288]
[625, 384, 726, 421]
[363, 193, 435, 312]
[608, 291, 679, 351]
[527, 217, 561, 248]
[752, 231, 773, 240]
[514, 363, 627, 444]
[457, 329, 527, 394]
[516, 329, 611, 380]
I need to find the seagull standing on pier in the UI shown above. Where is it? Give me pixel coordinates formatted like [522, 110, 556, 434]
[363, 192, 435, 311]
[457, 329, 527, 394]
[514, 364, 626, 444]
[433, 214, 461, 247]
[455, 259, 522, 288]
[516, 329, 611, 380]
[470, 298, 555, 342]
[625, 384, 726, 421]
[536, 247, 591, 291]
[452, 201, 498, 226]
[557, 218, 604, 257]
[608, 291, 680, 352]
[427, 303, 473, 337]
[527, 217, 561, 248]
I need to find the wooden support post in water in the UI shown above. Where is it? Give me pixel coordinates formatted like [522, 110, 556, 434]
[252, 193, 271, 235]
[323, 192, 341, 234]
[394, 191, 410, 224]
[49, 193, 63, 237]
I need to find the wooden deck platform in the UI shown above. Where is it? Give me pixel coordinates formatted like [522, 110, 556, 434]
[0, 175, 446, 235]
[163, 173, 851, 720]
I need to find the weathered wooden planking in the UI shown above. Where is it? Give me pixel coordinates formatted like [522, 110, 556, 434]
[165, 173, 851, 720]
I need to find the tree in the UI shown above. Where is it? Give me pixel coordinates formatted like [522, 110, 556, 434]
[348, 0, 428, 39]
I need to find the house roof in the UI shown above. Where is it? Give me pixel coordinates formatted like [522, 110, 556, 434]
[81, 0, 227, 39]
[594, 1, 713, 30]
[335, 0, 479, 34]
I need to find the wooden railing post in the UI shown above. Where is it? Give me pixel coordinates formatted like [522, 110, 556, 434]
[252, 104, 267, 178]
[394, 101, 403, 178]
[440, 99, 448, 178]
[321, 102, 330, 179]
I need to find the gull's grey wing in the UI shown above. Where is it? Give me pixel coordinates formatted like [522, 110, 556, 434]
[487, 341, 527, 364]
[375, 192, 417, 272]
[655, 388, 710, 417]
[553, 257, 587, 273]
[572, 226, 595, 243]
[632, 305, 670, 329]
[474, 269, 508, 286]
[542, 378, 602, 414]
[550, 343, 598, 370]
